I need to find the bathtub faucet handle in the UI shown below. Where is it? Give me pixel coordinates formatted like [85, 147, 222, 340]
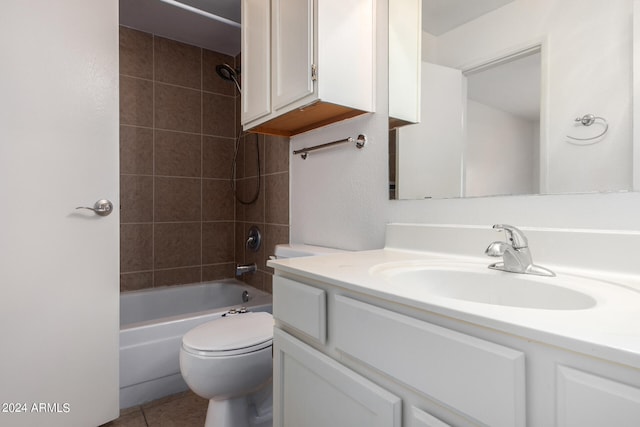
[246, 226, 262, 252]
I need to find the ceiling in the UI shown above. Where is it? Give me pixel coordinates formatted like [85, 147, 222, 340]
[120, 0, 517, 58]
[119, 0, 241, 55]
[176, 0, 240, 22]
[422, 0, 515, 35]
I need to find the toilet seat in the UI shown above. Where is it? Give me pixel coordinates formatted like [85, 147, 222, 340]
[182, 311, 273, 357]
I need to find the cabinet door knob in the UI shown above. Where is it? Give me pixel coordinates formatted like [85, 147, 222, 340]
[76, 199, 113, 216]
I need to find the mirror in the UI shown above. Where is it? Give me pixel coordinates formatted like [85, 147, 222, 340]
[389, 0, 634, 199]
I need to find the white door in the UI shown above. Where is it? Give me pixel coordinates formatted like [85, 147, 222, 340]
[0, 1, 119, 426]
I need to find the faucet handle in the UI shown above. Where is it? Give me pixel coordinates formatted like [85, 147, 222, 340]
[246, 226, 262, 252]
[492, 224, 528, 249]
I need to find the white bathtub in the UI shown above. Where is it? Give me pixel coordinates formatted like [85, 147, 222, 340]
[119, 280, 272, 409]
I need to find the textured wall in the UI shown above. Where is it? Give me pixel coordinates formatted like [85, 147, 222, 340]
[119, 26, 289, 292]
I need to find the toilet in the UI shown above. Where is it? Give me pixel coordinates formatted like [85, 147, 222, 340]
[179, 311, 274, 427]
[180, 244, 347, 427]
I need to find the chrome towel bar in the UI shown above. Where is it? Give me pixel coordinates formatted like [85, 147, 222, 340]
[293, 134, 367, 159]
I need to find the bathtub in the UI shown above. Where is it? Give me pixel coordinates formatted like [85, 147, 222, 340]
[119, 279, 272, 409]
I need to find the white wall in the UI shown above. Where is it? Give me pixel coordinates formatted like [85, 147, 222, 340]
[290, 0, 640, 251]
[290, 110, 390, 250]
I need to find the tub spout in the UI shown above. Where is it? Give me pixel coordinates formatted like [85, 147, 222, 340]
[236, 263, 257, 276]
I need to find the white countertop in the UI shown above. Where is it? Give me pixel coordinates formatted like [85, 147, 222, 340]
[268, 248, 640, 370]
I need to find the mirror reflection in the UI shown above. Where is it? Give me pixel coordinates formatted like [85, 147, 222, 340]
[389, 0, 634, 200]
[465, 48, 541, 197]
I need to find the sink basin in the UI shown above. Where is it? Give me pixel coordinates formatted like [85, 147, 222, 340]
[371, 262, 598, 310]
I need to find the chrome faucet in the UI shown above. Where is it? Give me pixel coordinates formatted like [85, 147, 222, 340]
[485, 224, 555, 277]
[236, 263, 257, 276]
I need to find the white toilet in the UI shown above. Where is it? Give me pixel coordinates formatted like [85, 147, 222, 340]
[180, 244, 347, 427]
[179, 311, 274, 427]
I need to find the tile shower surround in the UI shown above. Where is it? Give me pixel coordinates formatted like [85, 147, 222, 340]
[119, 26, 289, 293]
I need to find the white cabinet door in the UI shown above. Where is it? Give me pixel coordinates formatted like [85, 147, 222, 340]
[389, 0, 421, 124]
[242, 0, 271, 123]
[272, 0, 314, 111]
[411, 407, 452, 427]
[273, 329, 401, 427]
[557, 366, 640, 427]
[0, 1, 119, 426]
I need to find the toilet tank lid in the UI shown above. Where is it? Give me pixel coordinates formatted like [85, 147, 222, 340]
[182, 312, 273, 353]
[274, 243, 348, 258]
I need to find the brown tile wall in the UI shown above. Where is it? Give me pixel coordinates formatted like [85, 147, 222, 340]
[119, 26, 289, 293]
[234, 133, 290, 294]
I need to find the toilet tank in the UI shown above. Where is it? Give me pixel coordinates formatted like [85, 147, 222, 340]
[274, 244, 347, 259]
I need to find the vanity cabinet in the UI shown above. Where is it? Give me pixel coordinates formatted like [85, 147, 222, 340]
[272, 274, 640, 427]
[241, 0, 375, 136]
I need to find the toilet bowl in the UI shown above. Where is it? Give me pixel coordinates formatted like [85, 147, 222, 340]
[179, 311, 274, 427]
[180, 245, 345, 426]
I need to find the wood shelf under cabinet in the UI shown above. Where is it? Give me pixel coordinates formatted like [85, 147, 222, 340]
[250, 101, 368, 137]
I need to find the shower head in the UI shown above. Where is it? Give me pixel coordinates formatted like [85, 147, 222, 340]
[216, 63, 239, 80]
[216, 63, 241, 93]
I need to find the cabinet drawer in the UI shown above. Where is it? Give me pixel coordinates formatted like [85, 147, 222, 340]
[273, 276, 326, 343]
[334, 295, 525, 427]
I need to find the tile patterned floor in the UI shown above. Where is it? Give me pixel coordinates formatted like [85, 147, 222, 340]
[101, 391, 208, 427]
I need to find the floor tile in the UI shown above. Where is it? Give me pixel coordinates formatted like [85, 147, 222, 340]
[104, 392, 208, 427]
[101, 406, 147, 427]
[142, 391, 208, 427]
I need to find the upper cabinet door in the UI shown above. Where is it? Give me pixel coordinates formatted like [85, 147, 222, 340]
[242, 0, 271, 124]
[272, 0, 314, 111]
[389, 0, 421, 125]
[242, 0, 373, 135]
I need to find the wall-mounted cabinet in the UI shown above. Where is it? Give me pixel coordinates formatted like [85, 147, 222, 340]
[241, 0, 375, 136]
